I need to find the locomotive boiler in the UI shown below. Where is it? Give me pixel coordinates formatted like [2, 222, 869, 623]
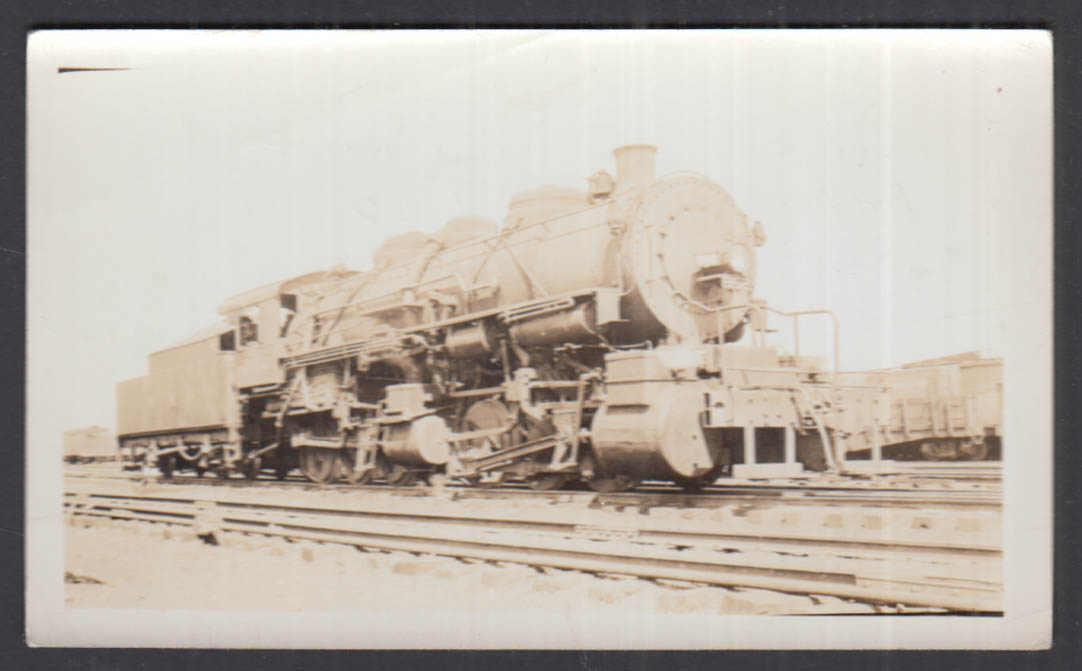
[116, 145, 1001, 489]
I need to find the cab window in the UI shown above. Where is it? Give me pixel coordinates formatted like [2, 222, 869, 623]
[239, 305, 261, 346]
[279, 294, 297, 337]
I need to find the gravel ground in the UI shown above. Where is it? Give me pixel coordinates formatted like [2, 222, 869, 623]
[65, 516, 892, 615]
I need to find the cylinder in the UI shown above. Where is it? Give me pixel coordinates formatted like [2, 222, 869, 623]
[612, 144, 657, 190]
[590, 384, 715, 479]
[381, 414, 451, 467]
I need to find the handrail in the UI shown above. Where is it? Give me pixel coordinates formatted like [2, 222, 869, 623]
[309, 273, 477, 318]
[708, 303, 840, 373]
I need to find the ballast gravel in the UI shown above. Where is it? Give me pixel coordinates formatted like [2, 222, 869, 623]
[64, 516, 891, 615]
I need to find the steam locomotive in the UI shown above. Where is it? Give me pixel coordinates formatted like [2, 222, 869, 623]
[116, 145, 1001, 490]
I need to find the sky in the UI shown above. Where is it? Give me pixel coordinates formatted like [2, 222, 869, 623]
[26, 30, 1052, 435]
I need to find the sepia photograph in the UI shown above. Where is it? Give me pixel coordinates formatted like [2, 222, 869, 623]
[25, 29, 1051, 648]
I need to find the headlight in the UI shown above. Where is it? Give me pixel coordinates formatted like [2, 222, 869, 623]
[728, 245, 749, 274]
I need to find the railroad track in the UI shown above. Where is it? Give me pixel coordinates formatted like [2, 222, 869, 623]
[841, 460, 1004, 480]
[64, 477, 1002, 612]
[65, 466, 1001, 510]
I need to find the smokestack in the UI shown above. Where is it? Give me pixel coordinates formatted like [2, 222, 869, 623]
[612, 144, 657, 190]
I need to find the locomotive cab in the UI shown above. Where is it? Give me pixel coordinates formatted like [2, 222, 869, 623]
[220, 287, 290, 389]
[218, 270, 340, 390]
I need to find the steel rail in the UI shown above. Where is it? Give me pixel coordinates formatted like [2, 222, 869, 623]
[68, 463, 1002, 491]
[64, 489, 1001, 555]
[65, 470, 1001, 511]
[64, 467, 1001, 509]
[63, 487, 1002, 612]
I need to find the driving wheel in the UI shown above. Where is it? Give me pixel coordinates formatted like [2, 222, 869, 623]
[299, 447, 342, 484]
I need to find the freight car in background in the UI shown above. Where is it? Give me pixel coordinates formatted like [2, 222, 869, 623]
[116, 145, 1003, 489]
[878, 352, 1003, 461]
[62, 426, 118, 464]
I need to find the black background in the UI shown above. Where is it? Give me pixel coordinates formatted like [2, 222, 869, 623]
[1, 1, 1077, 669]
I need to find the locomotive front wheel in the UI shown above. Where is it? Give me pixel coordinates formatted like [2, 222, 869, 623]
[241, 456, 262, 480]
[384, 464, 415, 487]
[299, 447, 342, 484]
[526, 474, 570, 491]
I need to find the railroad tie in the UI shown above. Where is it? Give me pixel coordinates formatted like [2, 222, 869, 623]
[193, 501, 222, 537]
